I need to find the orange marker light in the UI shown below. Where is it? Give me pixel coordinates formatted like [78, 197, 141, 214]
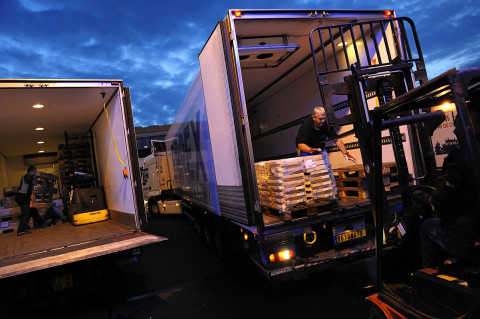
[233, 11, 242, 17]
[384, 10, 392, 17]
[244, 233, 249, 241]
[269, 249, 294, 263]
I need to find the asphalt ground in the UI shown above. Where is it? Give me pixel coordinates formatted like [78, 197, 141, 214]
[8, 214, 378, 318]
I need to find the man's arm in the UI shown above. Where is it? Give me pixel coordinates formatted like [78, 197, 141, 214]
[298, 143, 317, 154]
[335, 139, 357, 163]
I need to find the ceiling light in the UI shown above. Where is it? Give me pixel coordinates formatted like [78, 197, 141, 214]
[39, 150, 45, 153]
[35, 127, 44, 131]
[33, 104, 44, 109]
[37, 141, 45, 144]
[337, 41, 349, 47]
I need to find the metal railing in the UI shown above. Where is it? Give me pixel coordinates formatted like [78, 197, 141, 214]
[309, 17, 424, 76]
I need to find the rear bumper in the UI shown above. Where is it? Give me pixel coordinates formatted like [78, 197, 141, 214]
[251, 238, 375, 282]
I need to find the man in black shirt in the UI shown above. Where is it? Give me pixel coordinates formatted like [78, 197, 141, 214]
[15, 165, 44, 236]
[296, 106, 357, 163]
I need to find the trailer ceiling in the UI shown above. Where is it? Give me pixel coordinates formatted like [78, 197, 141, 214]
[0, 85, 118, 159]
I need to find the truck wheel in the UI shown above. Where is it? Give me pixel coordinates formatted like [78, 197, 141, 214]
[193, 214, 205, 241]
[213, 220, 226, 256]
[149, 201, 160, 217]
[203, 220, 214, 249]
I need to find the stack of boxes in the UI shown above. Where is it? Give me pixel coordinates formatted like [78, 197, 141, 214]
[255, 153, 337, 212]
[0, 187, 21, 234]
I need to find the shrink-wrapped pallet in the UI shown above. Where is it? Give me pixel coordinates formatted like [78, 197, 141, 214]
[255, 153, 337, 211]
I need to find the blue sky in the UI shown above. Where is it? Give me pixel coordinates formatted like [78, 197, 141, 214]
[1, 0, 479, 127]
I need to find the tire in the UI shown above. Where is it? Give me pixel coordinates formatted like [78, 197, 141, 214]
[203, 218, 214, 249]
[148, 201, 160, 217]
[195, 218, 204, 241]
[213, 220, 225, 256]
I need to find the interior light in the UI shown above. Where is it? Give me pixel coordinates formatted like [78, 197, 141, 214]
[35, 127, 44, 131]
[233, 10, 242, 17]
[37, 141, 45, 144]
[176, 203, 179, 206]
[39, 150, 45, 153]
[337, 41, 349, 47]
[33, 104, 44, 109]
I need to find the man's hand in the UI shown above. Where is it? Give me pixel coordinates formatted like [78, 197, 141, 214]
[344, 152, 357, 164]
[310, 148, 321, 155]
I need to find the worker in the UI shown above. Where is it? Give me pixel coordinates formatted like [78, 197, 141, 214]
[420, 97, 480, 268]
[296, 106, 357, 163]
[14, 165, 45, 236]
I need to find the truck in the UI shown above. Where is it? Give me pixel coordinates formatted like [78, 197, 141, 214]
[141, 140, 182, 216]
[0, 79, 166, 305]
[164, 9, 428, 281]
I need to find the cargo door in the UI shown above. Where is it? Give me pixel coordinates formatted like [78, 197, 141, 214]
[122, 87, 148, 229]
[199, 21, 258, 226]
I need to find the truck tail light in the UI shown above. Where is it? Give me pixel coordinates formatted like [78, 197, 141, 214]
[269, 249, 294, 263]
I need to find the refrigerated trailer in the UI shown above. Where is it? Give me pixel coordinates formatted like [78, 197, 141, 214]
[0, 80, 166, 285]
[165, 9, 427, 281]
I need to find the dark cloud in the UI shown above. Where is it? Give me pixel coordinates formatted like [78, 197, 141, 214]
[1, 0, 478, 127]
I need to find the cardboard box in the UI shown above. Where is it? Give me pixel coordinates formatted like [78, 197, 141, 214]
[255, 154, 337, 211]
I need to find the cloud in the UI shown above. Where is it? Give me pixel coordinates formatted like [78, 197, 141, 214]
[18, 0, 65, 12]
[2, 0, 478, 128]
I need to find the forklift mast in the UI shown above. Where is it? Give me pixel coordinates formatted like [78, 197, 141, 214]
[308, 15, 480, 319]
[309, 17, 438, 212]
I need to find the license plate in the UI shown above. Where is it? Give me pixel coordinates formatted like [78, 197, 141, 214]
[335, 229, 366, 244]
[53, 274, 73, 291]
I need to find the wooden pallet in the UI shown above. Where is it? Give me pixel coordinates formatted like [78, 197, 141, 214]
[334, 162, 398, 199]
[262, 197, 339, 221]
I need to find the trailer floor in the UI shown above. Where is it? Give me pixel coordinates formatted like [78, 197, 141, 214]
[0, 220, 166, 279]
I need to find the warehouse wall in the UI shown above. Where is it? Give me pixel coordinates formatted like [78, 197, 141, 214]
[6, 156, 25, 191]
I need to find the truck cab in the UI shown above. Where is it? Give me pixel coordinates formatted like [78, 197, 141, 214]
[141, 140, 182, 216]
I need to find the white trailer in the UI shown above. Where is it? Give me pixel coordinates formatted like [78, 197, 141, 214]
[141, 140, 182, 215]
[0, 80, 166, 288]
[166, 9, 426, 281]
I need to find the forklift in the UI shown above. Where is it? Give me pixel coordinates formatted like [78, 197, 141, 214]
[365, 67, 480, 318]
[308, 15, 480, 318]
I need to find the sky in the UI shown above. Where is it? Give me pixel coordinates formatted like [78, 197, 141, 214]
[1, 0, 479, 127]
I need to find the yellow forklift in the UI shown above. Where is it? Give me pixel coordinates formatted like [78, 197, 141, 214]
[365, 68, 480, 318]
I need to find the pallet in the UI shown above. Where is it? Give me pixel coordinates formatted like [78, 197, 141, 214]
[337, 187, 369, 199]
[334, 162, 398, 199]
[0, 207, 22, 221]
[262, 197, 339, 221]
